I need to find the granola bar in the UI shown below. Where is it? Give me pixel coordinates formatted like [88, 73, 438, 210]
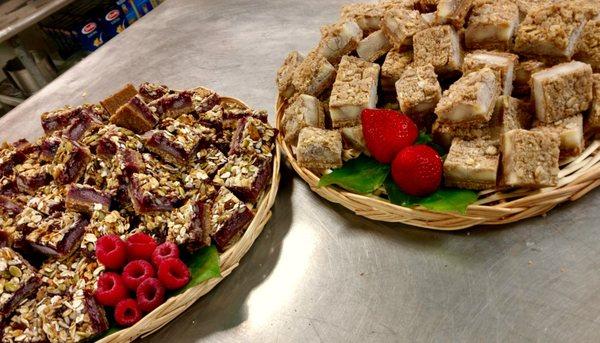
[100, 83, 138, 117]
[356, 30, 392, 63]
[192, 87, 221, 114]
[80, 210, 130, 254]
[14, 159, 52, 195]
[329, 56, 380, 128]
[186, 146, 227, 178]
[291, 50, 336, 97]
[0, 247, 43, 322]
[214, 154, 272, 203]
[276, 51, 305, 99]
[138, 82, 170, 102]
[65, 184, 111, 214]
[444, 138, 500, 190]
[25, 211, 88, 258]
[413, 25, 462, 75]
[229, 116, 277, 158]
[162, 197, 213, 253]
[317, 21, 363, 65]
[296, 127, 343, 170]
[462, 51, 518, 96]
[281, 94, 326, 145]
[531, 61, 593, 123]
[40, 107, 82, 135]
[51, 140, 91, 185]
[148, 90, 195, 119]
[533, 114, 585, 157]
[435, 67, 500, 123]
[381, 8, 428, 49]
[465, 0, 520, 51]
[110, 95, 158, 133]
[2, 297, 47, 342]
[381, 50, 413, 91]
[501, 129, 560, 188]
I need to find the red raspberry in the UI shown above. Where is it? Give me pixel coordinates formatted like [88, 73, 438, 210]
[126, 233, 157, 261]
[151, 242, 179, 268]
[122, 260, 156, 291]
[391, 145, 442, 197]
[94, 272, 129, 307]
[157, 258, 190, 290]
[136, 278, 166, 313]
[95, 235, 127, 270]
[114, 298, 142, 327]
[361, 109, 418, 163]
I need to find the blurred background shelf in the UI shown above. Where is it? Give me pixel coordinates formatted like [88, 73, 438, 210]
[0, 0, 164, 115]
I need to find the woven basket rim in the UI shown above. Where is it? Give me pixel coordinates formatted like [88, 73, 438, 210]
[97, 89, 281, 342]
[276, 94, 600, 230]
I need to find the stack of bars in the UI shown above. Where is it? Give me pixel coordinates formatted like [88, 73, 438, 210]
[277, 0, 600, 191]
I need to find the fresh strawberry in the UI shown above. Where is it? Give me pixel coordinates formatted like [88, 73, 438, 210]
[361, 109, 418, 163]
[391, 145, 442, 197]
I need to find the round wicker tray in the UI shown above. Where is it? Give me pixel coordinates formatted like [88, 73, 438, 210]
[98, 93, 281, 342]
[276, 95, 600, 230]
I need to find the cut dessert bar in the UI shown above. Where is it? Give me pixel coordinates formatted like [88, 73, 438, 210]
[40, 105, 106, 135]
[62, 112, 104, 142]
[37, 289, 109, 343]
[501, 129, 560, 188]
[192, 87, 220, 114]
[533, 114, 585, 157]
[276, 51, 305, 99]
[39, 135, 62, 162]
[396, 63, 442, 119]
[81, 210, 129, 254]
[531, 61, 593, 123]
[164, 198, 211, 252]
[462, 51, 518, 96]
[356, 30, 392, 63]
[514, 2, 591, 58]
[329, 55, 380, 128]
[435, 67, 499, 123]
[83, 124, 143, 156]
[0, 143, 26, 177]
[202, 186, 254, 252]
[100, 83, 137, 117]
[381, 50, 413, 91]
[413, 25, 462, 75]
[187, 146, 227, 178]
[340, 125, 368, 154]
[148, 90, 194, 119]
[514, 0, 558, 20]
[381, 8, 428, 49]
[317, 21, 363, 65]
[144, 118, 216, 165]
[444, 138, 500, 190]
[587, 74, 600, 134]
[296, 127, 343, 170]
[340, 3, 385, 33]
[14, 159, 52, 194]
[24, 185, 65, 216]
[418, 0, 439, 12]
[435, 0, 473, 28]
[2, 297, 47, 342]
[40, 251, 105, 295]
[51, 140, 91, 185]
[465, 0, 520, 51]
[214, 154, 272, 203]
[82, 156, 121, 196]
[110, 94, 158, 134]
[138, 82, 170, 102]
[291, 50, 336, 97]
[25, 211, 88, 258]
[574, 19, 600, 73]
[513, 59, 546, 96]
[229, 116, 277, 158]
[281, 94, 325, 145]
[0, 247, 42, 322]
[65, 184, 111, 214]
[41, 107, 80, 134]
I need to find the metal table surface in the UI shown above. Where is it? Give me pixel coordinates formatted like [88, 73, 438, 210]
[1, 0, 600, 342]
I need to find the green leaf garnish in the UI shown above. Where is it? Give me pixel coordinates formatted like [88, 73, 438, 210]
[415, 131, 432, 145]
[318, 155, 390, 194]
[177, 245, 221, 294]
[384, 177, 478, 214]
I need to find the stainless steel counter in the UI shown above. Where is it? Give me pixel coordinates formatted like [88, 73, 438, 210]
[2, 0, 600, 342]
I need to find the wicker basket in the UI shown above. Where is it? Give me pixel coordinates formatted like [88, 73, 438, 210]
[276, 95, 600, 230]
[97, 93, 281, 342]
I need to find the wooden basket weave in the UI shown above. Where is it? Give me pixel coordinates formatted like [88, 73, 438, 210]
[97, 93, 281, 342]
[277, 95, 600, 230]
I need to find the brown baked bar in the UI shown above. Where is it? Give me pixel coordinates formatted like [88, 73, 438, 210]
[40, 107, 82, 135]
[80, 210, 130, 254]
[501, 129, 560, 188]
[0, 247, 42, 322]
[381, 50, 413, 91]
[435, 67, 499, 123]
[110, 94, 158, 134]
[413, 25, 462, 75]
[396, 63, 441, 120]
[83, 124, 143, 156]
[138, 82, 170, 102]
[462, 50, 518, 96]
[329, 55, 380, 128]
[575, 19, 600, 73]
[192, 87, 220, 114]
[281, 94, 325, 145]
[435, 0, 473, 28]
[51, 140, 91, 185]
[356, 30, 392, 63]
[229, 116, 277, 158]
[340, 3, 385, 33]
[14, 159, 52, 195]
[276, 51, 305, 99]
[340, 125, 368, 155]
[465, 0, 519, 51]
[587, 74, 600, 135]
[25, 211, 88, 258]
[444, 138, 500, 190]
[291, 50, 336, 97]
[533, 114, 585, 157]
[382, 8, 428, 49]
[148, 90, 195, 119]
[2, 297, 47, 342]
[0, 143, 27, 178]
[296, 127, 343, 170]
[100, 83, 138, 117]
[531, 61, 593, 123]
[25, 185, 65, 216]
[201, 186, 254, 252]
[214, 154, 272, 203]
[513, 59, 546, 96]
[317, 21, 363, 65]
[65, 184, 111, 214]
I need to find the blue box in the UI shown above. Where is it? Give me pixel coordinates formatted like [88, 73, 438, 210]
[100, 7, 127, 40]
[116, 0, 138, 25]
[77, 19, 104, 52]
[133, 0, 154, 17]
